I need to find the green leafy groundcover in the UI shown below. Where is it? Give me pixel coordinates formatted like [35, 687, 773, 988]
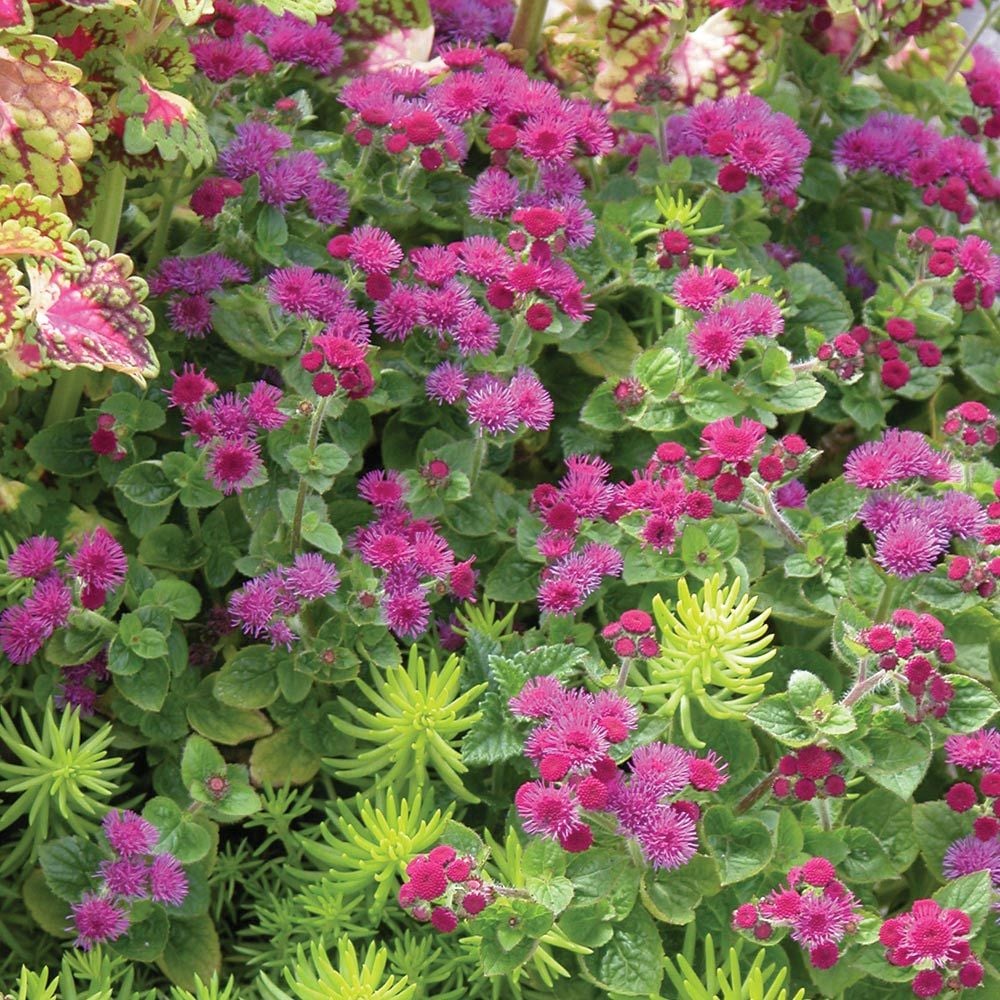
[1, 0, 999, 997]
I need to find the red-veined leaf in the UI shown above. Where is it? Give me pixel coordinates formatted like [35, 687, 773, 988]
[0, 183, 83, 267]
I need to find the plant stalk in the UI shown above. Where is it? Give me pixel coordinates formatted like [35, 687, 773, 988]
[289, 398, 329, 553]
[944, 3, 996, 85]
[146, 172, 182, 271]
[761, 488, 805, 550]
[734, 768, 778, 815]
[469, 432, 487, 488]
[508, 0, 548, 59]
[43, 164, 128, 429]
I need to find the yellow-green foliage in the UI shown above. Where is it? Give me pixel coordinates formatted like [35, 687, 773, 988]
[645, 574, 774, 747]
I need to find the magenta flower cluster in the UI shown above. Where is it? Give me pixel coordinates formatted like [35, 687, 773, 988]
[857, 610, 957, 722]
[1, 531, 127, 664]
[192, 3, 344, 81]
[908, 226, 1000, 311]
[834, 113, 998, 223]
[815, 317, 942, 391]
[228, 553, 340, 649]
[149, 253, 250, 339]
[54, 647, 110, 718]
[664, 94, 811, 202]
[351, 470, 476, 637]
[732, 857, 861, 969]
[510, 677, 727, 868]
[961, 45, 1000, 140]
[773, 745, 846, 802]
[947, 479, 1000, 599]
[879, 899, 983, 997]
[398, 845, 493, 933]
[71, 810, 188, 951]
[166, 366, 287, 495]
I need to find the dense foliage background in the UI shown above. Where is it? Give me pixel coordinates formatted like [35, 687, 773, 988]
[1, 0, 1000, 997]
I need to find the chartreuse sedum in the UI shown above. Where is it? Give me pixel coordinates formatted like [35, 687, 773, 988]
[328, 645, 487, 803]
[644, 574, 775, 748]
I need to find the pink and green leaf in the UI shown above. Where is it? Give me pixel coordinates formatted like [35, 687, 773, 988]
[0, 0, 31, 32]
[22, 237, 158, 386]
[0, 182, 83, 267]
[0, 34, 94, 197]
[118, 76, 215, 170]
[0, 258, 28, 354]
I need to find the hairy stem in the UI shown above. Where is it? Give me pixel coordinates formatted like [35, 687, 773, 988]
[146, 172, 182, 271]
[734, 767, 778, 815]
[469, 433, 488, 488]
[289, 398, 329, 554]
[761, 488, 805, 550]
[43, 165, 127, 429]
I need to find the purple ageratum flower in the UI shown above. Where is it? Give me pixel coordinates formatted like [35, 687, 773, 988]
[103, 810, 158, 858]
[845, 429, 956, 489]
[467, 378, 519, 435]
[937, 491, 988, 540]
[207, 437, 263, 495]
[375, 285, 422, 342]
[99, 858, 149, 899]
[674, 266, 740, 312]
[269, 266, 345, 319]
[24, 574, 72, 634]
[944, 835, 1000, 885]
[688, 311, 751, 372]
[149, 253, 250, 297]
[382, 588, 431, 637]
[468, 167, 520, 219]
[218, 122, 292, 181]
[509, 367, 554, 431]
[514, 780, 580, 840]
[284, 553, 340, 602]
[358, 469, 407, 508]
[71, 893, 130, 950]
[168, 294, 213, 339]
[875, 516, 950, 578]
[635, 805, 698, 870]
[629, 743, 692, 799]
[191, 37, 272, 83]
[775, 480, 807, 509]
[0, 605, 45, 664]
[148, 853, 189, 906]
[347, 226, 404, 276]
[945, 729, 1000, 770]
[452, 307, 500, 356]
[259, 150, 322, 208]
[68, 528, 127, 601]
[306, 178, 349, 226]
[229, 577, 279, 638]
[265, 20, 343, 75]
[6, 535, 59, 579]
[246, 382, 288, 432]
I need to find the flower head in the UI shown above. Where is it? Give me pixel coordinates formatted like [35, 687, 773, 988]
[71, 893, 130, 950]
[7, 535, 59, 580]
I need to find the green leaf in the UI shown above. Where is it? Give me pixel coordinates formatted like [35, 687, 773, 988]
[567, 850, 641, 921]
[181, 735, 226, 788]
[913, 801, 969, 881]
[747, 695, 813, 746]
[186, 676, 273, 746]
[39, 836, 103, 903]
[249, 727, 321, 787]
[484, 549, 538, 603]
[640, 854, 720, 924]
[580, 904, 664, 996]
[115, 905, 168, 962]
[861, 714, 932, 800]
[156, 914, 221, 992]
[461, 692, 524, 766]
[844, 788, 918, 874]
[138, 524, 206, 572]
[787, 670, 830, 713]
[22, 868, 70, 938]
[214, 646, 280, 710]
[634, 348, 681, 400]
[932, 871, 994, 934]
[840, 826, 895, 882]
[702, 806, 774, 885]
[25, 418, 95, 477]
[115, 461, 179, 507]
[114, 658, 170, 711]
[143, 797, 213, 864]
[786, 262, 854, 337]
[766, 375, 826, 414]
[141, 579, 201, 620]
[943, 675, 999, 732]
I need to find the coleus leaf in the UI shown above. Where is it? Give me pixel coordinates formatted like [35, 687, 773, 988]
[0, 182, 84, 267]
[257, 0, 335, 22]
[0, 0, 31, 32]
[668, 10, 767, 105]
[118, 75, 214, 170]
[166, 0, 215, 27]
[0, 258, 28, 354]
[593, 0, 686, 108]
[16, 236, 158, 385]
[0, 34, 94, 196]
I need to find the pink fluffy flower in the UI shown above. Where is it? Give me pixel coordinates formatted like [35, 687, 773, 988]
[207, 438, 263, 495]
[515, 781, 581, 839]
[148, 853, 189, 906]
[688, 312, 750, 371]
[347, 225, 404, 275]
[674, 266, 740, 311]
[284, 553, 340, 601]
[701, 417, 766, 463]
[68, 528, 127, 597]
[6, 535, 59, 580]
[71, 893, 130, 950]
[103, 810, 158, 858]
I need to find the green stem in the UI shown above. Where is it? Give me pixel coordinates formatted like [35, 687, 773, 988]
[874, 575, 898, 623]
[761, 488, 805, 550]
[615, 658, 632, 693]
[187, 506, 203, 544]
[508, 0, 547, 59]
[944, 4, 996, 85]
[43, 165, 127, 428]
[289, 398, 329, 554]
[735, 767, 778, 815]
[469, 433, 488, 488]
[816, 796, 833, 832]
[146, 173, 182, 271]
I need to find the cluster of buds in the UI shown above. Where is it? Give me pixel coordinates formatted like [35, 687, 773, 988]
[947, 480, 1000, 598]
[942, 401, 999, 461]
[773, 745, 846, 801]
[732, 858, 862, 969]
[960, 45, 1000, 141]
[655, 228, 692, 269]
[879, 899, 983, 997]
[817, 319, 941, 390]
[857, 610, 956, 722]
[399, 845, 493, 932]
[89, 415, 127, 462]
[908, 227, 999, 312]
[943, 729, 1000, 820]
[300, 326, 375, 401]
[601, 609, 660, 659]
[612, 377, 646, 411]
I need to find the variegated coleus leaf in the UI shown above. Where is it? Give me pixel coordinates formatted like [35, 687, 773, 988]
[667, 9, 767, 105]
[257, 0, 335, 23]
[0, 0, 31, 32]
[13, 236, 158, 386]
[117, 75, 214, 170]
[0, 183, 84, 268]
[166, 0, 215, 26]
[0, 34, 94, 197]
[0, 258, 28, 354]
[593, 0, 687, 107]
